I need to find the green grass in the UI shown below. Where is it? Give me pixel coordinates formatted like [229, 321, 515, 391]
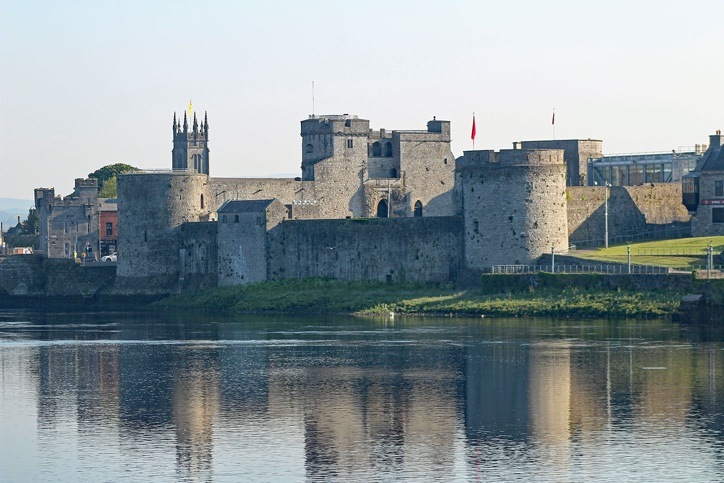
[572, 236, 724, 269]
[154, 238, 724, 319]
[154, 277, 684, 319]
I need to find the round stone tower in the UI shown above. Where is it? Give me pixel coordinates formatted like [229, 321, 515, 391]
[116, 171, 211, 281]
[459, 148, 568, 269]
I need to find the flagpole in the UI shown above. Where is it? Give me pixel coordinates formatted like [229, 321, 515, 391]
[552, 108, 556, 140]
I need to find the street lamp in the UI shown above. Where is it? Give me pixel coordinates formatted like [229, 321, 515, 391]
[604, 182, 611, 249]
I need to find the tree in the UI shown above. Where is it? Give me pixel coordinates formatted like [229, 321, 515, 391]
[88, 163, 139, 198]
[22, 208, 39, 234]
[98, 176, 118, 198]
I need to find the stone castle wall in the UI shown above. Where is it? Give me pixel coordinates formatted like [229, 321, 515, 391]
[567, 184, 690, 244]
[397, 128, 457, 217]
[460, 149, 569, 268]
[520, 139, 603, 186]
[217, 200, 287, 286]
[266, 217, 462, 283]
[117, 172, 210, 278]
[178, 221, 218, 290]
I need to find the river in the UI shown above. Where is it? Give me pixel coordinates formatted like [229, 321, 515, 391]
[0, 310, 722, 481]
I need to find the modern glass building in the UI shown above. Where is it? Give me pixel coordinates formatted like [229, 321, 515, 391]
[587, 148, 705, 187]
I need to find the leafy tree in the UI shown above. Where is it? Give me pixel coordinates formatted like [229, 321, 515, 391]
[88, 163, 139, 198]
[98, 176, 118, 198]
[22, 208, 39, 234]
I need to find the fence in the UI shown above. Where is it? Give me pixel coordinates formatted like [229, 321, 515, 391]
[572, 225, 691, 248]
[491, 264, 672, 275]
[491, 264, 724, 277]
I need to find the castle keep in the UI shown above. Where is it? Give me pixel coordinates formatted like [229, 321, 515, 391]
[111, 110, 571, 292]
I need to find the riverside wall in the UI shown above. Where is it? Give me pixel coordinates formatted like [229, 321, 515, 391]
[267, 216, 462, 283]
[0, 255, 116, 298]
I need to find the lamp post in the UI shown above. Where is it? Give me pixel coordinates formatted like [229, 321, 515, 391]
[604, 182, 611, 249]
[627, 242, 631, 274]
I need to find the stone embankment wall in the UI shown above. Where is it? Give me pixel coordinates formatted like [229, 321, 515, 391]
[567, 184, 690, 245]
[267, 217, 462, 283]
[0, 255, 116, 297]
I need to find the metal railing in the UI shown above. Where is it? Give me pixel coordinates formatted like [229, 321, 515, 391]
[571, 226, 691, 248]
[491, 264, 671, 275]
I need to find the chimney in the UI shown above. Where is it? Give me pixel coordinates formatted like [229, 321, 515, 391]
[711, 130, 723, 150]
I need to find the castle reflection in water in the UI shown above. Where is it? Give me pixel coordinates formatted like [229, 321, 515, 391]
[3, 314, 722, 480]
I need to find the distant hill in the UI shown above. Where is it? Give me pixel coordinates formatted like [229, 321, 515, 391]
[0, 199, 33, 231]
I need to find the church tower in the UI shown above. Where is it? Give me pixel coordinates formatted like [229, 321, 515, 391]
[172, 105, 210, 175]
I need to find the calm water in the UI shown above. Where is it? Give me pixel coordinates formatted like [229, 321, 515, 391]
[0, 310, 722, 482]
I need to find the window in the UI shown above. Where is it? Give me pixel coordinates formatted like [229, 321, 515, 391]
[716, 180, 724, 197]
[385, 142, 392, 157]
[306, 143, 313, 154]
[347, 139, 353, 149]
[201, 194, 205, 209]
[473, 220, 479, 234]
[372, 142, 381, 157]
[64, 222, 68, 234]
[413, 200, 423, 217]
[144, 230, 147, 242]
[713, 208, 724, 223]
[390, 168, 398, 178]
[345, 119, 351, 128]
[234, 215, 240, 223]
[106, 222, 113, 236]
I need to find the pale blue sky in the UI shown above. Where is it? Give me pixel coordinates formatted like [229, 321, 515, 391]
[1, 0, 722, 199]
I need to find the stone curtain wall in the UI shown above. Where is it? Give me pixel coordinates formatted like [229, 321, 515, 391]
[520, 140, 603, 186]
[267, 217, 462, 283]
[567, 184, 690, 245]
[178, 221, 218, 290]
[211, 178, 301, 214]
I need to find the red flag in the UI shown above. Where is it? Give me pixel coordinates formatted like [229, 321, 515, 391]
[552, 111, 555, 125]
[471, 114, 476, 141]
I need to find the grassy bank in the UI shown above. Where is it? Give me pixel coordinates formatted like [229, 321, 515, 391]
[155, 276, 690, 319]
[573, 236, 724, 268]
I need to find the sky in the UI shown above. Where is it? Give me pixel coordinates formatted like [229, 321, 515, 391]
[1, 0, 723, 200]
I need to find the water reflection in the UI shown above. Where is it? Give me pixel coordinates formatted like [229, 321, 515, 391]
[0, 312, 722, 481]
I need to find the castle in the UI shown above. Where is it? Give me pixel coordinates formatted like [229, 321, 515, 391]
[31, 108, 694, 293]
[109, 109, 568, 292]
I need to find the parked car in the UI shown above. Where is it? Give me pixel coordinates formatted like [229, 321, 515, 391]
[101, 253, 117, 262]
